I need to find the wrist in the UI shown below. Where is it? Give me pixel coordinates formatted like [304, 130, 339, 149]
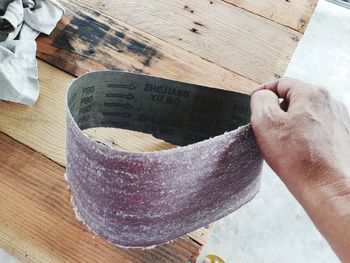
[276, 155, 349, 202]
[296, 165, 350, 211]
[295, 166, 350, 263]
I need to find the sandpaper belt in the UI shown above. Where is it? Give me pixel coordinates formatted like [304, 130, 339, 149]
[66, 71, 263, 248]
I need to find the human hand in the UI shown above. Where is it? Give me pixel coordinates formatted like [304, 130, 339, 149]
[250, 77, 350, 197]
[250, 77, 350, 263]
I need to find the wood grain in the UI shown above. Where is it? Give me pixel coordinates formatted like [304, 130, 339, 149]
[37, 1, 257, 94]
[72, 0, 302, 83]
[84, 128, 177, 153]
[0, 0, 317, 261]
[0, 132, 210, 263]
[222, 0, 318, 32]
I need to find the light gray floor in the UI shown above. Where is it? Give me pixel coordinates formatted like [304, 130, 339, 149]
[1, 0, 349, 262]
[198, 1, 350, 262]
[197, 165, 338, 263]
[0, 252, 20, 263]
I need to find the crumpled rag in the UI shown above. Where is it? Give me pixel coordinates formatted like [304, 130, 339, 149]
[0, 0, 64, 105]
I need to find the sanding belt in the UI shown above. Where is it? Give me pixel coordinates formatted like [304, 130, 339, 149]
[66, 71, 263, 248]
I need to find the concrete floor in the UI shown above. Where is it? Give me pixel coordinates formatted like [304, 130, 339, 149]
[197, 165, 338, 263]
[0, 252, 19, 263]
[1, 0, 349, 262]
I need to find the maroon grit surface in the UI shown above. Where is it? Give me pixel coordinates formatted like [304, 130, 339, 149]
[65, 71, 263, 248]
[66, 117, 262, 247]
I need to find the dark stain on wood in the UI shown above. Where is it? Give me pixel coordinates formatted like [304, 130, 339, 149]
[291, 35, 300, 42]
[72, 12, 109, 44]
[274, 73, 281, 79]
[299, 18, 306, 29]
[52, 12, 110, 53]
[193, 21, 204, 27]
[52, 28, 75, 53]
[82, 48, 95, 56]
[127, 39, 159, 66]
[91, 10, 101, 17]
[184, 5, 194, 13]
[115, 31, 125, 39]
[106, 33, 123, 48]
[190, 28, 199, 33]
[43, 2, 164, 76]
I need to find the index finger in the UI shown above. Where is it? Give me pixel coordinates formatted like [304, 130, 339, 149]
[252, 77, 307, 102]
[251, 79, 279, 94]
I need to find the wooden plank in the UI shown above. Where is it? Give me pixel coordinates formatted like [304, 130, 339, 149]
[186, 225, 214, 246]
[71, 0, 302, 83]
[0, 60, 72, 166]
[37, 1, 257, 94]
[222, 0, 318, 32]
[0, 132, 206, 263]
[84, 128, 177, 153]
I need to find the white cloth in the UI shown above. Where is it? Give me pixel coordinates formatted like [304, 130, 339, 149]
[0, 40, 37, 104]
[0, 0, 64, 105]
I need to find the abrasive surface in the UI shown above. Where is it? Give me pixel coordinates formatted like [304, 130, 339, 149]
[66, 71, 263, 247]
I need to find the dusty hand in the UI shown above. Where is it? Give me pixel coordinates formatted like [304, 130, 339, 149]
[250, 77, 350, 263]
[250, 77, 350, 197]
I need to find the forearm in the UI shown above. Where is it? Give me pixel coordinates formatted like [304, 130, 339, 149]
[251, 77, 350, 261]
[292, 168, 350, 262]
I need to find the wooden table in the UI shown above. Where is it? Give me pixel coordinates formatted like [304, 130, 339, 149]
[0, 0, 317, 262]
